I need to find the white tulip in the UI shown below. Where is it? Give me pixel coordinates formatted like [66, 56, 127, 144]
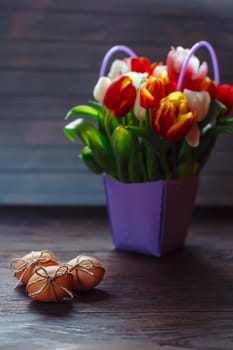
[184, 89, 211, 147]
[184, 89, 210, 121]
[134, 90, 146, 121]
[126, 72, 148, 89]
[108, 59, 129, 79]
[93, 77, 112, 102]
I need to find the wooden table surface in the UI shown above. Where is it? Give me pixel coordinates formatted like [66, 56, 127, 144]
[1, 206, 233, 350]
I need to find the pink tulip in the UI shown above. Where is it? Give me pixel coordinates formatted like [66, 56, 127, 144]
[167, 46, 208, 90]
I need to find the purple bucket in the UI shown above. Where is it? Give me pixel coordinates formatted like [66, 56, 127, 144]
[104, 175, 199, 256]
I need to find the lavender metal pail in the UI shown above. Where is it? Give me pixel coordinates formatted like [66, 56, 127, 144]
[104, 176, 199, 256]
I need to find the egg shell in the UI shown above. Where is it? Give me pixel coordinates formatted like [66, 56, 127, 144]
[11, 250, 59, 285]
[26, 265, 74, 302]
[68, 255, 105, 291]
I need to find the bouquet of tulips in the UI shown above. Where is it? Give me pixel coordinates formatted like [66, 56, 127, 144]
[64, 41, 233, 183]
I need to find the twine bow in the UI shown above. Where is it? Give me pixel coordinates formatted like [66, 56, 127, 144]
[26, 265, 73, 301]
[10, 250, 58, 288]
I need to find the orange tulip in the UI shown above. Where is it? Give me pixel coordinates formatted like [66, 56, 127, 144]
[140, 76, 166, 109]
[103, 75, 136, 117]
[153, 92, 195, 142]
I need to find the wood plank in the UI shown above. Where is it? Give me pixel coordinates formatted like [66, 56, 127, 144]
[0, 308, 232, 350]
[0, 146, 233, 173]
[0, 172, 232, 205]
[0, 11, 232, 49]
[0, 71, 96, 96]
[0, 96, 86, 120]
[0, 42, 167, 71]
[0, 121, 73, 146]
[0, 70, 232, 97]
[0, 121, 101, 146]
[0, 41, 232, 75]
[1, 120, 233, 149]
[0, 172, 105, 205]
[0, 0, 232, 18]
[0, 146, 86, 171]
[1, 309, 233, 350]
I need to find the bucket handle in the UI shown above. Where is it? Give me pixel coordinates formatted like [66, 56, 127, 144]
[177, 40, 220, 90]
[99, 40, 220, 87]
[99, 45, 137, 78]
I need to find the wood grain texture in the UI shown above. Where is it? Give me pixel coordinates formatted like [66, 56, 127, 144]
[0, 207, 233, 349]
[0, 0, 233, 206]
[0, 12, 232, 46]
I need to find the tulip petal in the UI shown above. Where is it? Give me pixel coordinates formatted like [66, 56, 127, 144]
[134, 90, 146, 121]
[166, 112, 195, 141]
[216, 84, 233, 116]
[200, 79, 217, 99]
[108, 59, 129, 79]
[130, 57, 151, 73]
[167, 46, 208, 89]
[93, 77, 112, 102]
[140, 87, 155, 108]
[158, 104, 176, 136]
[103, 76, 136, 117]
[184, 89, 210, 121]
[153, 65, 167, 77]
[185, 123, 201, 147]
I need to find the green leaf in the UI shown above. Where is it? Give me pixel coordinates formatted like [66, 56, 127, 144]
[88, 136, 115, 175]
[145, 144, 161, 181]
[177, 154, 195, 178]
[217, 117, 233, 125]
[80, 146, 103, 174]
[128, 136, 143, 183]
[103, 112, 119, 142]
[127, 125, 170, 177]
[126, 126, 147, 138]
[213, 125, 233, 135]
[145, 108, 153, 132]
[88, 100, 105, 114]
[65, 105, 99, 121]
[64, 118, 116, 176]
[199, 99, 227, 130]
[193, 128, 217, 173]
[64, 118, 100, 145]
[177, 139, 188, 162]
[112, 125, 133, 182]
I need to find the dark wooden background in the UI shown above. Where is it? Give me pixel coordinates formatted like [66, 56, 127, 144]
[0, 0, 233, 205]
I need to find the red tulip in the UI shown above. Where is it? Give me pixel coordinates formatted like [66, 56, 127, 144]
[153, 92, 195, 142]
[103, 75, 136, 117]
[216, 84, 233, 116]
[125, 57, 151, 73]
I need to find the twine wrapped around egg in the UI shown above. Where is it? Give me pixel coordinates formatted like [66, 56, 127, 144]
[10, 250, 106, 302]
[10, 250, 59, 287]
[68, 255, 105, 291]
[26, 265, 74, 302]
